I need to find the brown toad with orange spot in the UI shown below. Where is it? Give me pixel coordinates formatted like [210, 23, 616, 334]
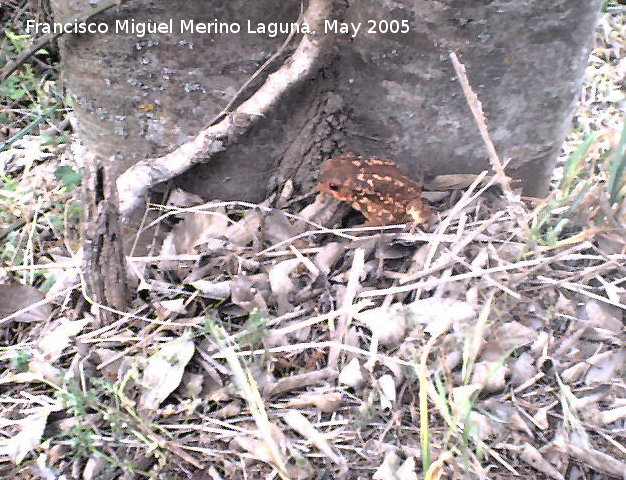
[316, 152, 431, 228]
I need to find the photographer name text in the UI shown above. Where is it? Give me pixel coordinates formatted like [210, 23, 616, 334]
[26, 19, 410, 38]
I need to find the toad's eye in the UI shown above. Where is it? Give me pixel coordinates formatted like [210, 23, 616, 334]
[328, 182, 340, 191]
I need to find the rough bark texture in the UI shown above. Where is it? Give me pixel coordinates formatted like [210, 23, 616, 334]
[82, 151, 129, 323]
[51, 0, 301, 178]
[52, 0, 601, 199]
[112, 0, 340, 217]
[332, 0, 603, 195]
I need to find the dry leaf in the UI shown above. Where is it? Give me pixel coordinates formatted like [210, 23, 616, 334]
[214, 401, 242, 419]
[224, 209, 262, 245]
[180, 372, 204, 398]
[190, 279, 232, 300]
[0, 283, 50, 323]
[519, 442, 565, 480]
[584, 349, 626, 384]
[376, 242, 414, 260]
[566, 443, 626, 478]
[139, 333, 195, 410]
[267, 258, 300, 313]
[483, 321, 537, 359]
[283, 410, 344, 467]
[579, 300, 623, 336]
[510, 352, 537, 387]
[374, 452, 418, 480]
[162, 204, 231, 255]
[190, 466, 227, 480]
[168, 188, 205, 207]
[507, 409, 534, 436]
[286, 391, 344, 413]
[354, 303, 407, 346]
[468, 411, 499, 440]
[154, 299, 187, 320]
[297, 195, 344, 228]
[263, 209, 297, 244]
[373, 452, 400, 480]
[233, 436, 276, 464]
[0, 369, 57, 385]
[82, 456, 107, 480]
[356, 305, 407, 347]
[600, 405, 626, 425]
[452, 385, 482, 414]
[338, 358, 365, 389]
[313, 242, 344, 275]
[532, 405, 551, 430]
[231, 275, 268, 312]
[263, 369, 337, 396]
[45, 254, 81, 301]
[378, 374, 396, 410]
[4, 406, 57, 464]
[424, 452, 453, 480]
[561, 362, 589, 384]
[396, 457, 418, 480]
[471, 361, 507, 392]
[37, 318, 89, 361]
[407, 298, 476, 337]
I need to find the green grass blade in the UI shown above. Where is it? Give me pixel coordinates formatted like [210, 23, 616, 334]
[0, 106, 59, 152]
[559, 133, 597, 192]
[607, 123, 626, 204]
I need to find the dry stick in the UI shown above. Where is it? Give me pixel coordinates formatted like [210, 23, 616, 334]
[402, 53, 529, 301]
[449, 52, 512, 196]
[116, 0, 338, 218]
[360, 255, 573, 298]
[449, 51, 530, 239]
[0, 0, 122, 82]
[327, 248, 365, 370]
[404, 171, 490, 299]
[206, 8, 301, 127]
[401, 197, 503, 286]
[455, 256, 520, 298]
[212, 340, 416, 369]
[538, 276, 626, 310]
[141, 201, 356, 241]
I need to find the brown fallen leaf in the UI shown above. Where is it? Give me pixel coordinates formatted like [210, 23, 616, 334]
[0, 283, 50, 323]
[519, 443, 565, 480]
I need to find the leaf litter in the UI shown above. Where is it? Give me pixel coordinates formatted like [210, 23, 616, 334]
[2, 152, 624, 478]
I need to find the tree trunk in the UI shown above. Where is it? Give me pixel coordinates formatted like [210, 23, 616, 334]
[51, 0, 601, 199]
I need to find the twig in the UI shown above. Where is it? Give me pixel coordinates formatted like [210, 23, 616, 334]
[328, 248, 365, 370]
[449, 51, 513, 195]
[211, 340, 417, 369]
[360, 255, 577, 298]
[206, 7, 302, 127]
[117, 0, 340, 219]
[538, 276, 626, 310]
[0, 284, 77, 326]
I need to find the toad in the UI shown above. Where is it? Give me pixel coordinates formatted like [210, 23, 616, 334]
[316, 152, 431, 228]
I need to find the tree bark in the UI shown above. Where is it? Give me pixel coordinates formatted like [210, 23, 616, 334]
[82, 150, 129, 323]
[50, 0, 601, 201]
